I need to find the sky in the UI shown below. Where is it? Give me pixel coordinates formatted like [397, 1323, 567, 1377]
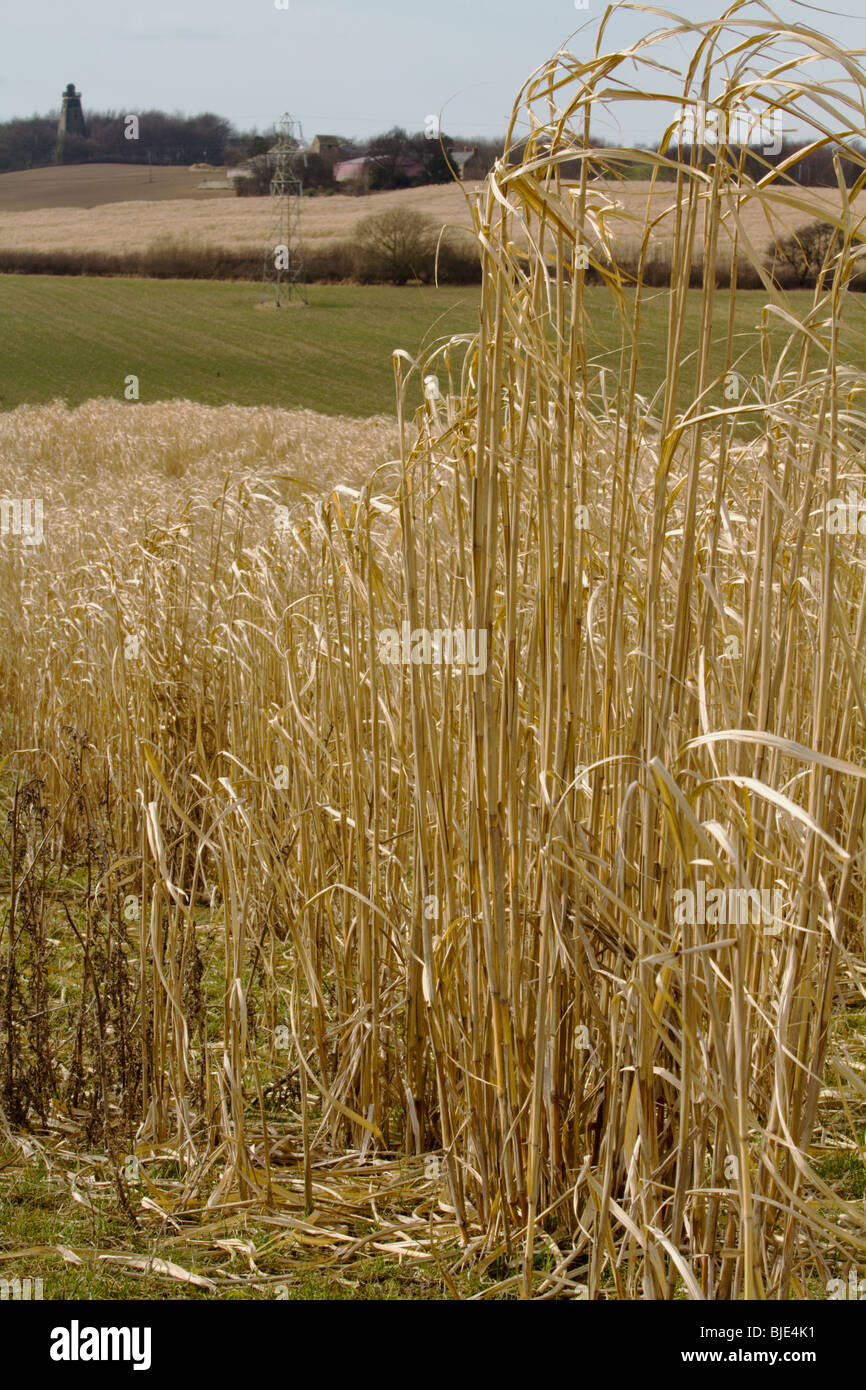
[2, 0, 865, 145]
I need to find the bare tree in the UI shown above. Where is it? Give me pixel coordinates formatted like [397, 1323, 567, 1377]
[353, 207, 434, 284]
[769, 219, 840, 286]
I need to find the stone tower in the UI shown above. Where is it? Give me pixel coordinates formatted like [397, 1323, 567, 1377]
[57, 83, 87, 158]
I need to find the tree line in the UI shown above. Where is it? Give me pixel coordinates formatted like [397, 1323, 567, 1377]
[0, 108, 503, 185]
[0, 110, 234, 171]
[2, 103, 862, 192]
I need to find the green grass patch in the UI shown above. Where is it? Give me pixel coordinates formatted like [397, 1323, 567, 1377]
[2, 275, 863, 419]
[0, 1159, 484, 1300]
[0, 277, 481, 418]
[814, 1152, 866, 1200]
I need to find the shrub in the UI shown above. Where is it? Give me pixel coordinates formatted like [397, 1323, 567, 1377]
[352, 207, 435, 284]
[767, 219, 841, 286]
[303, 241, 356, 282]
[430, 232, 481, 284]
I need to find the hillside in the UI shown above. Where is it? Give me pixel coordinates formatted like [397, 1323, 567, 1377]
[0, 173, 859, 269]
[0, 161, 235, 211]
[0, 178, 478, 255]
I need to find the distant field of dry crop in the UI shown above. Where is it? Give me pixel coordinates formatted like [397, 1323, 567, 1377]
[0, 176, 860, 275]
[0, 182, 479, 256]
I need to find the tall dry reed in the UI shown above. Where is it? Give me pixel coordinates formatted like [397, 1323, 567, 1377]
[2, 2, 866, 1298]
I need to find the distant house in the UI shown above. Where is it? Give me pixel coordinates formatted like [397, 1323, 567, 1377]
[334, 157, 369, 184]
[334, 154, 426, 186]
[310, 135, 342, 167]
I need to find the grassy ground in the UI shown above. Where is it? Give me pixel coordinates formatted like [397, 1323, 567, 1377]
[2, 1015, 861, 1300]
[0, 1158, 485, 1299]
[2, 275, 863, 418]
[0, 277, 481, 417]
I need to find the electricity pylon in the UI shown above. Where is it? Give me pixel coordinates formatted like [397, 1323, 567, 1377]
[261, 113, 307, 306]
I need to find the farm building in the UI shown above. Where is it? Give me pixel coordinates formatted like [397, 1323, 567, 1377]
[334, 154, 426, 185]
[309, 135, 343, 167]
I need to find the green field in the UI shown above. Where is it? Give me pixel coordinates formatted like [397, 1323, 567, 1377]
[0, 277, 481, 417]
[1, 275, 864, 417]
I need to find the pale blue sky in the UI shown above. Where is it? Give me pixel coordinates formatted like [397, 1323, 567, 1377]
[2, 1, 864, 143]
